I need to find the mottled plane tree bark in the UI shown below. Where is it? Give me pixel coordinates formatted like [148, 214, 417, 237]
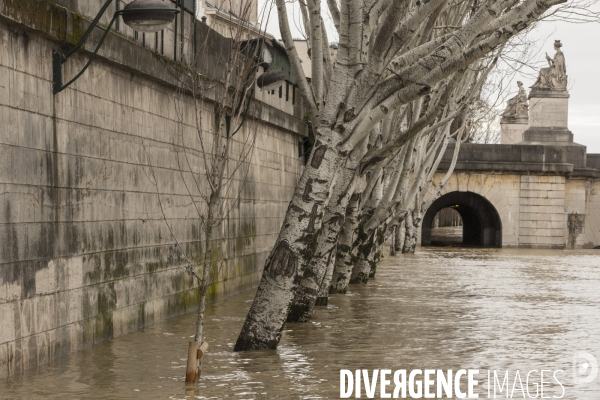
[285, 136, 369, 322]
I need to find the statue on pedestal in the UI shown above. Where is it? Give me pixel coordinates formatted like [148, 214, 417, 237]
[502, 81, 528, 119]
[531, 40, 567, 90]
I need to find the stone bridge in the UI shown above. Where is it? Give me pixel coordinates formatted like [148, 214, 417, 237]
[419, 87, 600, 249]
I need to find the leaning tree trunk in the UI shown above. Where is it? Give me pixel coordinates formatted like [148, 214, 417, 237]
[317, 197, 365, 304]
[369, 226, 386, 278]
[349, 224, 385, 283]
[390, 225, 398, 256]
[349, 229, 376, 284]
[286, 181, 350, 322]
[395, 220, 405, 253]
[234, 129, 346, 351]
[402, 212, 418, 254]
[315, 251, 336, 306]
[286, 138, 368, 322]
[349, 170, 385, 284]
[285, 184, 348, 322]
[330, 194, 361, 294]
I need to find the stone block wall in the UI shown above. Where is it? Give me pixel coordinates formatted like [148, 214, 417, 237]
[583, 180, 600, 248]
[528, 96, 569, 129]
[0, 0, 305, 376]
[500, 122, 527, 144]
[564, 179, 588, 248]
[422, 172, 599, 249]
[518, 175, 566, 248]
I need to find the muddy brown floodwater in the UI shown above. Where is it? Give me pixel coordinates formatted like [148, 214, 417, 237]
[2, 248, 600, 399]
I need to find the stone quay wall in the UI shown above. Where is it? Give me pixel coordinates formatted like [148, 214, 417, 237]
[0, 0, 306, 376]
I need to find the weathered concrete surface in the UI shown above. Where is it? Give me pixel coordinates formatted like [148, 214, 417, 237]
[0, 0, 305, 376]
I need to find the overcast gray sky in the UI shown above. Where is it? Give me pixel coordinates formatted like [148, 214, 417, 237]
[259, 3, 600, 153]
[527, 8, 600, 152]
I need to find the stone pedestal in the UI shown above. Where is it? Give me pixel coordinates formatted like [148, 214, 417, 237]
[500, 117, 528, 144]
[523, 89, 571, 143]
[521, 89, 587, 168]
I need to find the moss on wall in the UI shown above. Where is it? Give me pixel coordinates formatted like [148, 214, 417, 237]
[2, 0, 68, 40]
[0, 0, 303, 377]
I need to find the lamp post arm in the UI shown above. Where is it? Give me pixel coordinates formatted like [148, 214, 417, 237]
[64, 0, 115, 59]
[52, 1, 180, 94]
[228, 61, 270, 138]
[55, 12, 120, 94]
[232, 61, 268, 115]
[53, 0, 116, 94]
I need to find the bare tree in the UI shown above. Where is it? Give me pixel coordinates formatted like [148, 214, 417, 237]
[234, 0, 583, 351]
[399, 55, 500, 253]
[288, 60, 489, 315]
[144, 0, 273, 382]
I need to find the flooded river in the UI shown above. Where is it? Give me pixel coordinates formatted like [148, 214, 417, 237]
[2, 248, 600, 399]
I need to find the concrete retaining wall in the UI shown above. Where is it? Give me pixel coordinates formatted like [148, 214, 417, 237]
[0, 0, 305, 376]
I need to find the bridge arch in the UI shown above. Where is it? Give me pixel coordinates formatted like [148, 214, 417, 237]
[421, 191, 502, 247]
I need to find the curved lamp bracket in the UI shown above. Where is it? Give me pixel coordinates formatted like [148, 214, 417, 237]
[53, 0, 179, 94]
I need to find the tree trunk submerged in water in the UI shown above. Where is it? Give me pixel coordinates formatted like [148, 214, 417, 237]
[349, 231, 376, 284]
[369, 227, 385, 278]
[395, 222, 404, 254]
[286, 237, 338, 322]
[349, 171, 384, 284]
[315, 255, 335, 306]
[330, 193, 361, 293]
[286, 139, 368, 322]
[390, 225, 398, 256]
[186, 200, 216, 383]
[234, 130, 346, 351]
[402, 212, 418, 254]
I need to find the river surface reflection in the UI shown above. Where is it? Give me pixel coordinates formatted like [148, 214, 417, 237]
[2, 248, 600, 399]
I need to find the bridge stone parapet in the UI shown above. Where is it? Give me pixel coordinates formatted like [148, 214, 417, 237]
[438, 143, 575, 174]
[587, 154, 600, 170]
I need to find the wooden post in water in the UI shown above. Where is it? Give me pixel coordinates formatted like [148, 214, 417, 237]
[185, 341, 200, 383]
[196, 341, 209, 377]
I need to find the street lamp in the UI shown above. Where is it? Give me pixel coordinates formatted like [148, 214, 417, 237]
[53, 0, 179, 94]
[256, 69, 286, 91]
[227, 62, 286, 137]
